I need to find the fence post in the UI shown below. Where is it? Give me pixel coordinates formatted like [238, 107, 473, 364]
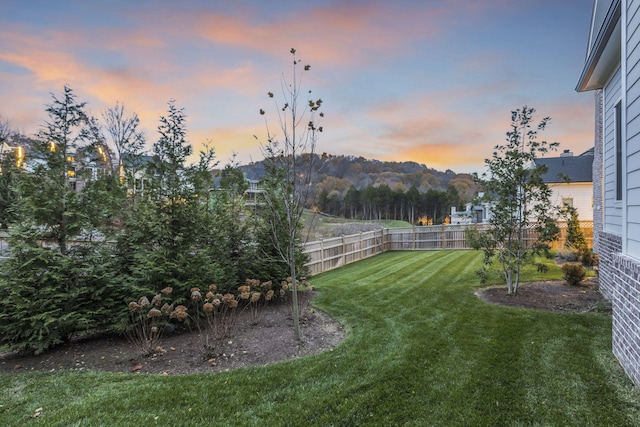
[413, 225, 416, 250]
[320, 239, 324, 272]
[360, 232, 364, 261]
[441, 223, 445, 249]
[342, 236, 346, 266]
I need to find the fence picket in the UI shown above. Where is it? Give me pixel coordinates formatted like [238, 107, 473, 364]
[303, 222, 593, 276]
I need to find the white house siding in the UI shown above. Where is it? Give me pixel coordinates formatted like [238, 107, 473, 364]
[629, 147, 640, 257]
[548, 182, 594, 221]
[604, 66, 623, 234]
[627, 1, 640, 260]
[578, 0, 640, 389]
[604, 0, 640, 387]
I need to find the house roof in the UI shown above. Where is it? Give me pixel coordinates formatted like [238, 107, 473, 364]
[535, 150, 594, 183]
[576, 0, 621, 92]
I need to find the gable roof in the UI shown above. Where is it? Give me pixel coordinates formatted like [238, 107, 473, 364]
[535, 150, 594, 183]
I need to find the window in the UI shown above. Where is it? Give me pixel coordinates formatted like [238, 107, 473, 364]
[615, 101, 622, 201]
[562, 197, 574, 208]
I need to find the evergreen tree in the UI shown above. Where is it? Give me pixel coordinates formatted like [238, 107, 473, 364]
[116, 101, 224, 300]
[0, 87, 126, 353]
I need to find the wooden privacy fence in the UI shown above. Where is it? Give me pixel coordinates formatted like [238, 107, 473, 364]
[1, 222, 594, 273]
[303, 221, 593, 276]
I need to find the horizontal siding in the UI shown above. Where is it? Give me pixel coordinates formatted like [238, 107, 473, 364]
[628, 221, 640, 260]
[604, 66, 623, 235]
[628, 2, 640, 261]
[548, 183, 593, 221]
[629, 151, 640, 176]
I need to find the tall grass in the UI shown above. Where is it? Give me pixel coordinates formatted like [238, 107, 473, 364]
[1, 251, 639, 426]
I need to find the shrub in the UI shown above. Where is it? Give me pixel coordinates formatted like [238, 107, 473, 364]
[0, 239, 134, 355]
[124, 287, 185, 355]
[580, 249, 599, 269]
[562, 263, 586, 286]
[190, 284, 241, 357]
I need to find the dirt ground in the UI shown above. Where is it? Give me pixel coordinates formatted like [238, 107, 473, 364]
[476, 276, 609, 313]
[0, 292, 345, 375]
[1, 277, 609, 376]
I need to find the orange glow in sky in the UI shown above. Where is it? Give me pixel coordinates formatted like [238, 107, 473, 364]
[0, 0, 595, 174]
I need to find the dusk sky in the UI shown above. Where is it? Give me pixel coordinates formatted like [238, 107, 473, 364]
[1, 0, 595, 174]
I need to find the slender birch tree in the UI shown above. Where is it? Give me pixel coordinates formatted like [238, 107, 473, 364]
[258, 48, 324, 339]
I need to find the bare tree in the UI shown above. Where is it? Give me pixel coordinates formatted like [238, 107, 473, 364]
[102, 102, 146, 180]
[0, 115, 11, 145]
[258, 48, 324, 340]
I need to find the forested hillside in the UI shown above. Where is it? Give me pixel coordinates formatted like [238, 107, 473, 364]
[241, 154, 479, 224]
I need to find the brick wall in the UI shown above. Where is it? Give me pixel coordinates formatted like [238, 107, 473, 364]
[610, 254, 640, 386]
[597, 231, 621, 300]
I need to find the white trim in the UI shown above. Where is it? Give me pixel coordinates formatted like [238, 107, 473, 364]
[622, 0, 628, 254]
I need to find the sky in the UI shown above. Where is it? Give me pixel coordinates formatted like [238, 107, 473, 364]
[0, 0, 596, 174]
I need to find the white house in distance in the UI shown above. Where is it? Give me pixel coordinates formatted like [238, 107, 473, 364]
[576, 0, 640, 387]
[535, 148, 594, 221]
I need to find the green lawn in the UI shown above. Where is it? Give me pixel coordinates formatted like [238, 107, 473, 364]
[1, 251, 639, 426]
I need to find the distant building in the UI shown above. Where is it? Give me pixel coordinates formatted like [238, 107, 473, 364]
[0, 141, 25, 168]
[450, 192, 492, 224]
[535, 148, 594, 221]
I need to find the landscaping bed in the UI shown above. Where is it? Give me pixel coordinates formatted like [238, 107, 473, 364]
[0, 292, 344, 375]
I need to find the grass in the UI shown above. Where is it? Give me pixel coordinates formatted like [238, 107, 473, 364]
[2, 251, 639, 426]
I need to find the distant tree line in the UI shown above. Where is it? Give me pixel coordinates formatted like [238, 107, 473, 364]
[241, 154, 479, 224]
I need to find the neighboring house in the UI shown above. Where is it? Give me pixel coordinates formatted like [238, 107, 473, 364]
[535, 148, 594, 221]
[577, 0, 640, 386]
[450, 192, 493, 224]
[0, 141, 25, 168]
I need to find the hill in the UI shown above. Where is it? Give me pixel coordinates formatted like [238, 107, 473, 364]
[239, 154, 479, 223]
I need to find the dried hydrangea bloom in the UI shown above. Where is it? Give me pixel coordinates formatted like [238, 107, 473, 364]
[170, 305, 188, 321]
[191, 290, 202, 301]
[209, 284, 217, 291]
[139, 296, 150, 307]
[227, 299, 238, 308]
[280, 289, 286, 296]
[206, 291, 214, 300]
[212, 298, 221, 307]
[261, 280, 272, 289]
[203, 303, 214, 313]
[128, 301, 141, 312]
[265, 290, 275, 301]
[238, 285, 250, 294]
[151, 326, 158, 334]
[250, 292, 261, 303]
[147, 308, 162, 318]
[160, 287, 173, 296]
[190, 287, 200, 293]
[222, 293, 234, 303]
[151, 293, 162, 306]
[161, 303, 174, 314]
